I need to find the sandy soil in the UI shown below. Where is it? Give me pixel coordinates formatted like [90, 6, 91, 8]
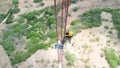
[0, 45, 11, 68]
[0, 0, 12, 14]
[14, 0, 54, 19]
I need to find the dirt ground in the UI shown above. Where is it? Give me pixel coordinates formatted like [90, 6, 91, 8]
[0, 0, 12, 14]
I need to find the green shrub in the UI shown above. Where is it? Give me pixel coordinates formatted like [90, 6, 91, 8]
[0, 14, 6, 22]
[80, 8, 102, 28]
[47, 29, 56, 39]
[104, 26, 109, 29]
[33, 10, 42, 15]
[1, 5, 57, 65]
[12, 6, 20, 14]
[108, 31, 113, 34]
[24, 12, 36, 20]
[6, 15, 14, 24]
[9, 23, 27, 35]
[33, 0, 43, 3]
[85, 65, 91, 68]
[40, 2, 45, 6]
[71, 20, 80, 25]
[73, 6, 79, 12]
[102, 7, 113, 13]
[1, 38, 15, 56]
[13, 0, 19, 4]
[65, 51, 76, 66]
[46, 17, 55, 27]
[28, 43, 40, 54]
[27, 32, 39, 39]
[11, 51, 31, 64]
[35, 24, 48, 32]
[111, 11, 120, 39]
[44, 9, 54, 16]
[104, 48, 120, 68]
[70, 0, 78, 3]
[50, 24, 56, 29]
[39, 35, 47, 41]
[18, 17, 25, 23]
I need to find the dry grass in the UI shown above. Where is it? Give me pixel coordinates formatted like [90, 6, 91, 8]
[0, 0, 13, 14]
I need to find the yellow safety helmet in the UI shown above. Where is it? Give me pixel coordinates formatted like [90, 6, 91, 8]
[65, 31, 73, 37]
[68, 31, 73, 36]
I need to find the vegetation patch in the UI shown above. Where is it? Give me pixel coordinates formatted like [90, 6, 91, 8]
[0, 14, 6, 23]
[104, 48, 120, 68]
[33, 0, 43, 3]
[70, 0, 79, 4]
[72, 6, 79, 12]
[71, 8, 120, 39]
[111, 10, 120, 39]
[13, 0, 19, 4]
[6, 0, 20, 24]
[70, 8, 102, 34]
[65, 51, 76, 66]
[1, 5, 60, 65]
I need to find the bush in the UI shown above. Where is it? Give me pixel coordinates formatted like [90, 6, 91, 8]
[104, 48, 120, 68]
[102, 7, 113, 13]
[80, 8, 102, 28]
[33, 10, 43, 15]
[44, 9, 54, 16]
[47, 29, 56, 39]
[13, 0, 19, 4]
[111, 11, 120, 39]
[1, 38, 15, 56]
[9, 23, 27, 35]
[18, 17, 25, 23]
[70, 0, 78, 3]
[12, 6, 20, 14]
[28, 43, 40, 54]
[65, 51, 76, 66]
[1, 5, 57, 65]
[24, 12, 36, 20]
[104, 26, 109, 29]
[33, 0, 43, 3]
[46, 17, 55, 27]
[73, 6, 79, 12]
[11, 51, 31, 64]
[40, 2, 45, 6]
[39, 35, 47, 41]
[0, 14, 6, 22]
[26, 32, 39, 39]
[71, 20, 80, 25]
[6, 15, 14, 24]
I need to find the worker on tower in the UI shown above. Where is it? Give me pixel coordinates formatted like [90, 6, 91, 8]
[62, 31, 73, 45]
[55, 31, 73, 49]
